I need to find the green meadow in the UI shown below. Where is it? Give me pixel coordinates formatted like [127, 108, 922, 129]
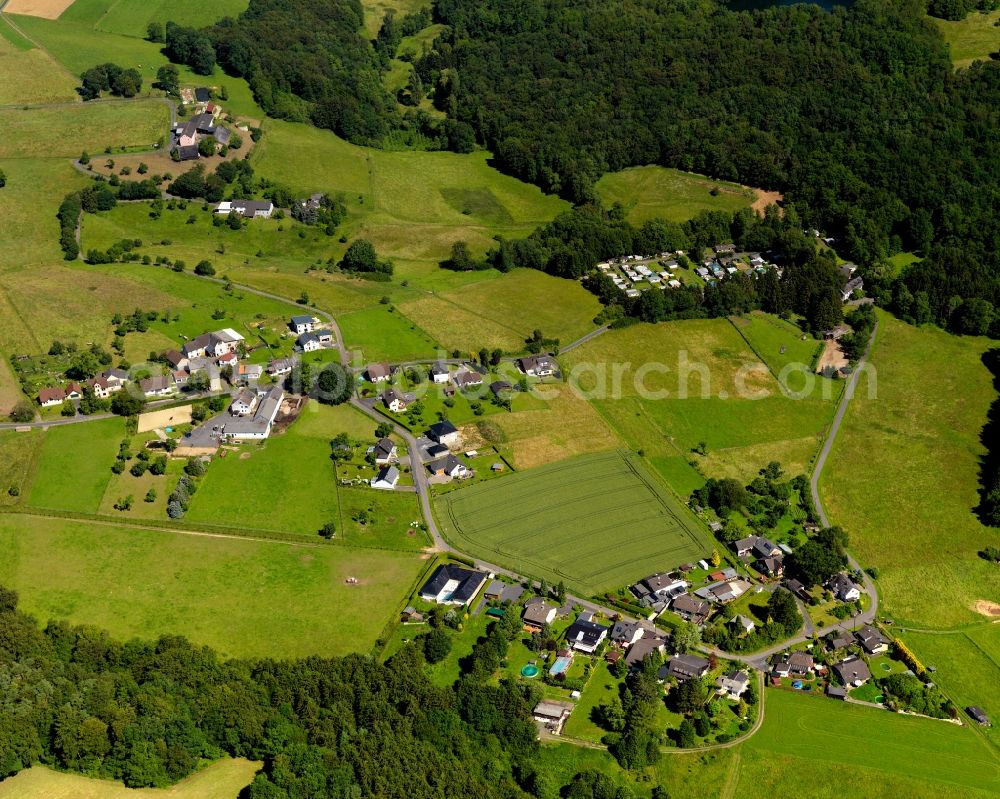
[821, 312, 1000, 628]
[26, 417, 124, 513]
[0, 26, 77, 104]
[933, 10, 1000, 69]
[337, 305, 440, 362]
[0, 512, 426, 659]
[595, 165, 758, 224]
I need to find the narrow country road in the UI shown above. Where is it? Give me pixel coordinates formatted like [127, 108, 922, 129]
[559, 324, 610, 353]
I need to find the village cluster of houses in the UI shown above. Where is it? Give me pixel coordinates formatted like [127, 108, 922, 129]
[627, 565, 753, 627]
[37, 368, 132, 408]
[368, 417, 479, 490]
[172, 89, 236, 161]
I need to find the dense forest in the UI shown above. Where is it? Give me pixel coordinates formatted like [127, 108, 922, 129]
[0, 588, 669, 798]
[415, 0, 1000, 325]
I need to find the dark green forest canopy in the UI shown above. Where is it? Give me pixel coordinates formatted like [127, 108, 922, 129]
[417, 0, 1000, 268]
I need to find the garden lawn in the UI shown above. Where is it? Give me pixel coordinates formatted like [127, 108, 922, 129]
[562, 660, 621, 742]
[0, 512, 426, 659]
[0, 759, 259, 799]
[741, 688, 1000, 796]
[396, 268, 602, 353]
[26, 416, 124, 513]
[436, 450, 714, 595]
[933, 10, 1000, 69]
[594, 165, 756, 224]
[820, 312, 1000, 628]
[561, 317, 839, 487]
[0, 101, 169, 159]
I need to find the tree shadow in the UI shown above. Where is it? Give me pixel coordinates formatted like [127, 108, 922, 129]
[974, 348, 1000, 527]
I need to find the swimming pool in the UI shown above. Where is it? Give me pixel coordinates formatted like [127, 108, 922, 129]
[550, 656, 572, 676]
[521, 664, 540, 678]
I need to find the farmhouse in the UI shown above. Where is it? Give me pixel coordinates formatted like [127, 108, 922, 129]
[219, 385, 284, 440]
[532, 700, 574, 734]
[367, 362, 393, 382]
[182, 329, 244, 359]
[290, 315, 315, 334]
[855, 624, 890, 655]
[431, 362, 450, 383]
[623, 635, 667, 670]
[296, 332, 322, 352]
[827, 572, 862, 602]
[428, 420, 461, 447]
[565, 611, 610, 653]
[268, 357, 296, 377]
[230, 388, 259, 417]
[717, 671, 750, 700]
[663, 653, 710, 682]
[214, 200, 275, 219]
[140, 376, 174, 397]
[38, 387, 66, 407]
[517, 355, 557, 377]
[370, 465, 399, 490]
[671, 593, 711, 625]
[381, 388, 409, 413]
[373, 438, 397, 465]
[522, 598, 558, 629]
[833, 656, 871, 687]
[419, 563, 487, 606]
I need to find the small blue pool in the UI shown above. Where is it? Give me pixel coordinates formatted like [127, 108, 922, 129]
[792, 680, 804, 690]
[550, 656, 572, 676]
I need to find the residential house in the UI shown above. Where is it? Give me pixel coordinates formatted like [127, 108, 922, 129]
[832, 656, 871, 687]
[453, 370, 484, 390]
[490, 380, 513, 398]
[784, 578, 811, 602]
[533, 700, 574, 734]
[418, 563, 487, 605]
[290, 315, 315, 334]
[855, 624, 890, 655]
[841, 276, 864, 302]
[730, 615, 755, 635]
[565, 611, 610, 653]
[218, 385, 283, 440]
[717, 671, 750, 700]
[734, 534, 781, 561]
[235, 365, 265, 386]
[164, 350, 187, 370]
[367, 362, 393, 383]
[86, 377, 116, 399]
[771, 652, 813, 678]
[828, 632, 855, 651]
[428, 454, 467, 479]
[757, 557, 784, 577]
[64, 383, 82, 400]
[632, 573, 688, 605]
[140, 376, 174, 397]
[182, 329, 244, 360]
[314, 329, 333, 346]
[230, 388, 259, 417]
[381, 388, 409, 413]
[828, 572, 862, 603]
[38, 387, 65, 407]
[430, 362, 450, 383]
[268, 357, 296, 377]
[522, 598, 558, 629]
[428, 419, 461, 447]
[517, 355, 557, 377]
[698, 579, 751, 604]
[217, 351, 238, 370]
[610, 619, 646, 648]
[173, 371, 189, 388]
[714, 243, 736, 255]
[373, 437, 397, 465]
[370, 465, 399, 490]
[624, 635, 667, 670]
[663, 653, 710, 682]
[671, 593, 711, 625]
[297, 332, 322, 353]
[214, 200, 274, 219]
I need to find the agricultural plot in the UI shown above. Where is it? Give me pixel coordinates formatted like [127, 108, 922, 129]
[933, 10, 1000, 69]
[0, 513, 426, 658]
[561, 318, 839, 486]
[594, 165, 757, 224]
[0, 29, 76, 104]
[26, 417, 124, 513]
[821, 312, 1000, 628]
[0, 100, 169, 159]
[0, 759, 259, 799]
[436, 450, 713, 594]
[741, 689, 1000, 796]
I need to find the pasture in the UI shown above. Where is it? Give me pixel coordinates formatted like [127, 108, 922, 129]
[0, 430, 44, 501]
[396, 268, 602, 352]
[0, 28, 77, 104]
[25, 417, 123, 513]
[0, 759, 259, 799]
[436, 450, 713, 594]
[594, 165, 757, 224]
[0, 512, 426, 658]
[729, 312, 823, 378]
[741, 688, 1000, 796]
[561, 318, 839, 486]
[820, 312, 1000, 628]
[933, 10, 1000, 69]
[93, 0, 250, 38]
[0, 100, 169, 159]
[336, 305, 440, 362]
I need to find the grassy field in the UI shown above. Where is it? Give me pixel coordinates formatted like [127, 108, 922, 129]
[903, 627, 1000, 750]
[741, 688, 1000, 796]
[360, 0, 430, 37]
[0, 759, 259, 799]
[337, 305, 440, 361]
[436, 450, 713, 594]
[594, 165, 757, 224]
[26, 417, 124, 513]
[561, 318, 839, 487]
[933, 10, 1000, 69]
[0, 27, 76, 104]
[0, 512, 427, 658]
[0, 100, 169, 159]
[821, 312, 1000, 628]
[0, 430, 44, 500]
[730, 312, 822, 377]
[396, 268, 602, 352]
[91, 0, 250, 38]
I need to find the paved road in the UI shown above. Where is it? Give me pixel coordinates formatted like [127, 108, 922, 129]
[559, 324, 610, 353]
